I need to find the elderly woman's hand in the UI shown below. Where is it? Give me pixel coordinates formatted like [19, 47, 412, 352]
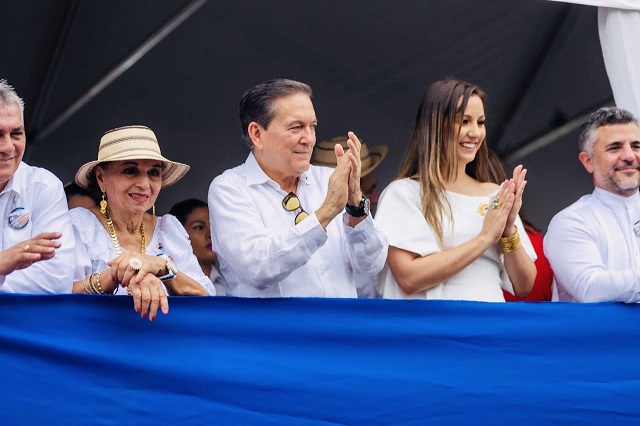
[126, 273, 169, 321]
[108, 251, 167, 287]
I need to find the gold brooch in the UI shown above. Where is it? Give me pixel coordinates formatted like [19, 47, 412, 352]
[477, 203, 488, 216]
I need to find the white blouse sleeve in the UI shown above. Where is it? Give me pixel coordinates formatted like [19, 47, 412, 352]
[70, 207, 113, 281]
[375, 179, 441, 257]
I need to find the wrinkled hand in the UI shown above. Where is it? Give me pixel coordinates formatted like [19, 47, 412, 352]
[107, 251, 166, 287]
[481, 181, 515, 243]
[0, 232, 62, 276]
[322, 143, 352, 218]
[504, 165, 527, 236]
[126, 273, 169, 321]
[345, 131, 363, 206]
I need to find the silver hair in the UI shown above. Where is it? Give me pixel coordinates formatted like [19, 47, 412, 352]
[579, 107, 639, 155]
[0, 80, 24, 123]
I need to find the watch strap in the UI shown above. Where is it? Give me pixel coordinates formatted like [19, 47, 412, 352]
[156, 254, 177, 281]
[345, 196, 370, 217]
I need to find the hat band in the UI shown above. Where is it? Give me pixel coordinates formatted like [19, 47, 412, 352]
[98, 132, 163, 160]
[100, 147, 166, 162]
[100, 135, 157, 150]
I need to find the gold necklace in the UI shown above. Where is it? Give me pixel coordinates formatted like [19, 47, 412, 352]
[103, 208, 146, 255]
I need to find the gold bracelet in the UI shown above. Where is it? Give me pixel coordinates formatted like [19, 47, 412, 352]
[499, 225, 521, 253]
[94, 271, 106, 295]
[83, 275, 91, 294]
[88, 273, 99, 294]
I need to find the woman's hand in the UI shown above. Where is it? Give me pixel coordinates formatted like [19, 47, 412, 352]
[108, 251, 167, 287]
[164, 275, 208, 296]
[480, 180, 515, 243]
[503, 165, 528, 237]
[126, 273, 169, 321]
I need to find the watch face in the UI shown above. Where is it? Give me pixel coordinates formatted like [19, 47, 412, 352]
[166, 257, 178, 275]
[363, 197, 371, 215]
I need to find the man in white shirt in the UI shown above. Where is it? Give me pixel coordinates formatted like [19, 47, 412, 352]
[208, 78, 388, 297]
[0, 80, 74, 293]
[545, 107, 640, 302]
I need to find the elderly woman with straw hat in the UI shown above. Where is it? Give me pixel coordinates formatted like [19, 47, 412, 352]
[71, 125, 215, 320]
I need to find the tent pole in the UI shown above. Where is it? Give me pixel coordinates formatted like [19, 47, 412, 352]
[505, 98, 613, 163]
[33, 0, 209, 144]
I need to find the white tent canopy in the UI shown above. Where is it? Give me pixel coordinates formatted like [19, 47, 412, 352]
[553, 0, 640, 117]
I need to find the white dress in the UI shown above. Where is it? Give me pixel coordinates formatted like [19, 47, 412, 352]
[70, 208, 215, 295]
[375, 179, 535, 302]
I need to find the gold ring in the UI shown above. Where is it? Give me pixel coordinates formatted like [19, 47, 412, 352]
[491, 196, 502, 210]
[23, 244, 30, 253]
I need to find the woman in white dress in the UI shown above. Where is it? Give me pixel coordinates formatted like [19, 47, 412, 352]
[376, 79, 536, 302]
[71, 125, 215, 321]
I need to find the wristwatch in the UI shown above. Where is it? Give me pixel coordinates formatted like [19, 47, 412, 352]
[157, 254, 178, 281]
[345, 196, 370, 217]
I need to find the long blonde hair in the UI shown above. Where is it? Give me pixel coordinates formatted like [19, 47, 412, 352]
[397, 79, 489, 243]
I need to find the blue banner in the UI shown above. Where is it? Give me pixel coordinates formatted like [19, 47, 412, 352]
[0, 295, 638, 424]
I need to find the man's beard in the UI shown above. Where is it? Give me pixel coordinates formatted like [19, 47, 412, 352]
[597, 163, 640, 196]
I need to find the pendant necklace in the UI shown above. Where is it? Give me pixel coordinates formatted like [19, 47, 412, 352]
[103, 208, 146, 255]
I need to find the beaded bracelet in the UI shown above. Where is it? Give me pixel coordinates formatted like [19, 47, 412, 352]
[94, 271, 106, 295]
[499, 225, 521, 253]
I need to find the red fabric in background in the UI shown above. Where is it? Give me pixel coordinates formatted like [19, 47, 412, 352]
[503, 229, 553, 302]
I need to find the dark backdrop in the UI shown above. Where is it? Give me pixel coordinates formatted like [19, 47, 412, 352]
[2, 0, 611, 229]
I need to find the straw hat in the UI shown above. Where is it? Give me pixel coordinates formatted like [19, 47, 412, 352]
[75, 125, 190, 189]
[311, 136, 388, 176]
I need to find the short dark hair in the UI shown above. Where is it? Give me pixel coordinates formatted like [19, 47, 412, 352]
[579, 107, 639, 154]
[238, 78, 312, 149]
[168, 199, 207, 225]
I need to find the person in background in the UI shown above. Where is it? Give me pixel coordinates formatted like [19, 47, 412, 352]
[71, 125, 214, 321]
[0, 79, 75, 293]
[311, 136, 388, 214]
[169, 199, 227, 295]
[208, 78, 388, 297]
[64, 182, 100, 210]
[375, 78, 536, 302]
[486, 149, 552, 301]
[545, 107, 640, 302]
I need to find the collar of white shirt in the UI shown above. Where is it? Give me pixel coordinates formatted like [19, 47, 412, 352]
[0, 162, 26, 201]
[593, 186, 640, 207]
[245, 152, 316, 190]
